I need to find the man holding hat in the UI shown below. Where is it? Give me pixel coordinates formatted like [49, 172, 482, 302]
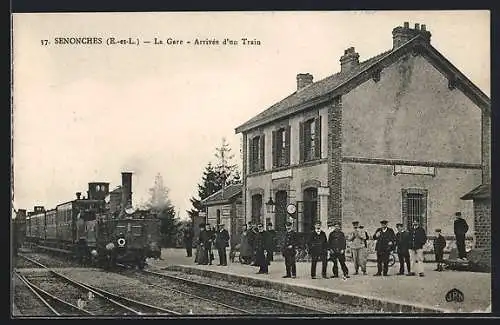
[309, 221, 328, 279]
[328, 221, 350, 279]
[349, 221, 367, 275]
[453, 212, 469, 260]
[282, 221, 298, 278]
[215, 223, 230, 266]
[373, 220, 396, 276]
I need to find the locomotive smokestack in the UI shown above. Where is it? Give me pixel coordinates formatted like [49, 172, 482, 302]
[76, 192, 81, 200]
[121, 172, 133, 211]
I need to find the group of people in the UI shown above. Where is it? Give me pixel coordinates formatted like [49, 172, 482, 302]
[184, 222, 230, 266]
[182, 211, 469, 279]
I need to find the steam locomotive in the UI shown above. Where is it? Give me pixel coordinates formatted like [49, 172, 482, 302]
[17, 172, 162, 269]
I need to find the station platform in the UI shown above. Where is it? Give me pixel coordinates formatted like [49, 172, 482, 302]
[148, 248, 491, 313]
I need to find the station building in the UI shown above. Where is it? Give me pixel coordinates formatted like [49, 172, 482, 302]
[235, 22, 491, 250]
[200, 183, 244, 247]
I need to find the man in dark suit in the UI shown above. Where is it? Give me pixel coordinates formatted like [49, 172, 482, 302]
[395, 223, 411, 275]
[265, 223, 276, 263]
[309, 221, 328, 279]
[409, 220, 427, 277]
[373, 220, 396, 276]
[215, 223, 230, 266]
[328, 221, 350, 279]
[282, 221, 298, 278]
[183, 223, 195, 257]
[453, 211, 469, 260]
[254, 223, 269, 274]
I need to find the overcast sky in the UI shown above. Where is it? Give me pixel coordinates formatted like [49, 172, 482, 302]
[12, 11, 490, 219]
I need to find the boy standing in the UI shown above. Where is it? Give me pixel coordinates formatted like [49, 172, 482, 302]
[433, 229, 446, 271]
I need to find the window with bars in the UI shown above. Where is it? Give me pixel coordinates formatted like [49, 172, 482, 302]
[272, 126, 290, 168]
[299, 116, 321, 163]
[248, 135, 265, 173]
[402, 189, 428, 232]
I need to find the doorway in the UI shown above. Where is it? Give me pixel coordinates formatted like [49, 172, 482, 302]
[303, 188, 318, 233]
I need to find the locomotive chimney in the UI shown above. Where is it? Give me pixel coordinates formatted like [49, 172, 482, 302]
[17, 209, 27, 222]
[121, 172, 133, 211]
[76, 192, 81, 200]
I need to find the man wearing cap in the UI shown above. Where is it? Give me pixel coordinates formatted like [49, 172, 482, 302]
[408, 220, 427, 277]
[433, 229, 446, 272]
[453, 212, 469, 260]
[309, 221, 328, 279]
[282, 221, 298, 278]
[349, 221, 367, 275]
[328, 221, 350, 279]
[215, 223, 230, 266]
[325, 221, 335, 240]
[254, 223, 270, 274]
[373, 220, 396, 276]
[395, 223, 411, 275]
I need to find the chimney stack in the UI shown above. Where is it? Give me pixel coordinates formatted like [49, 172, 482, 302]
[121, 172, 133, 211]
[340, 47, 360, 73]
[296, 73, 313, 90]
[76, 192, 81, 200]
[392, 21, 431, 49]
[17, 209, 27, 222]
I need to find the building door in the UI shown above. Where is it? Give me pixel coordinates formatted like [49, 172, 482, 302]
[216, 209, 221, 229]
[251, 194, 263, 224]
[402, 189, 428, 232]
[303, 188, 318, 233]
[275, 191, 288, 232]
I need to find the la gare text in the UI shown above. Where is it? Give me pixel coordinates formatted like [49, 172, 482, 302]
[48, 37, 262, 46]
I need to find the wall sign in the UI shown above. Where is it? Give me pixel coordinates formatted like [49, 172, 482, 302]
[393, 165, 436, 176]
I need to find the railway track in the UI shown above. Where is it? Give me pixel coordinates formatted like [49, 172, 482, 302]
[13, 271, 88, 316]
[118, 266, 331, 315]
[14, 255, 179, 316]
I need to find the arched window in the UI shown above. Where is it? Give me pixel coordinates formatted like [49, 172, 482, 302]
[216, 209, 221, 226]
[251, 194, 263, 224]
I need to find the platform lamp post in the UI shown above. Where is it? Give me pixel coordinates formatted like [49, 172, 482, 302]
[265, 196, 275, 214]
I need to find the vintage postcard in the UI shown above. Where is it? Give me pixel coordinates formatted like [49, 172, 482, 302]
[11, 10, 491, 317]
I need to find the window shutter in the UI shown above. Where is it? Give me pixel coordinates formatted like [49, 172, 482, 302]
[285, 125, 291, 166]
[248, 138, 254, 173]
[299, 121, 304, 163]
[259, 134, 265, 171]
[315, 115, 321, 159]
[272, 130, 277, 168]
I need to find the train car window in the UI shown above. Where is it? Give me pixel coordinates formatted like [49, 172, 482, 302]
[131, 225, 142, 237]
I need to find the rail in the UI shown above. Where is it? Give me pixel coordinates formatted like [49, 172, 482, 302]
[17, 254, 180, 316]
[13, 271, 93, 316]
[140, 269, 331, 314]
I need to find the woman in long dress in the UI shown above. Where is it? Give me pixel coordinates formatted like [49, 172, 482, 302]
[239, 228, 253, 264]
